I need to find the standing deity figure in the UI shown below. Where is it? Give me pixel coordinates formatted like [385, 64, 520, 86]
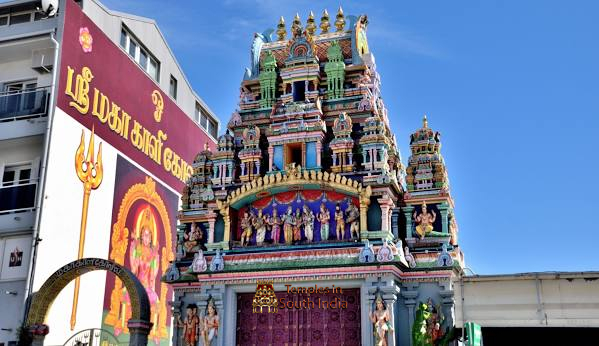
[121, 207, 160, 343]
[293, 208, 303, 242]
[345, 202, 360, 239]
[317, 203, 331, 241]
[252, 209, 268, 245]
[182, 304, 200, 346]
[283, 206, 295, 245]
[334, 203, 345, 240]
[184, 222, 203, 253]
[302, 205, 315, 242]
[413, 201, 436, 239]
[201, 299, 219, 346]
[370, 295, 393, 346]
[269, 209, 282, 244]
[240, 212, 253, 246]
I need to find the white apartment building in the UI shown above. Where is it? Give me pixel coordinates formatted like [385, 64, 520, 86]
[0, 1, 218, 344]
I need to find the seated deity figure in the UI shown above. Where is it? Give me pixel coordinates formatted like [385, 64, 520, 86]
[240, 212, 253, 246]
[370, 295, 393, 346]
[413, 201, 436, 239]
[302, 205, 315, 242]
[283, 206, 295, 245]
[334, 203, 345, 240]
[293, 208, 303, 242]
[269, 209, 282, 244]
[346, 202, 360, 239]
[317, 203, 331, 241]
[184, 222, 203, 253]
[252, 209, 268, 246]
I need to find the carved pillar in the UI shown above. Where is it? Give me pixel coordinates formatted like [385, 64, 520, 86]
[208, 212, 216, 244]
[268, 146, 274, 171]
[401, 289, 420, 346]
[370, 149, 375, 170]
[367, 277, 401, 346]
[221, 207, 231, 250]
[240, 162, 246, 176]
[391, 208, 399, 239]
[360, 202, 369, 239]
[402, 206, 414, 239]
[348, 152, 353, 166]
[316, 141, 322, 167]
[438, 202, 449, 234]
[332, 152, 337, 166]
[169, 298, 183, 346]
[440, 289, 456, 331]
[377, 195, 395, 234]
[127, 320, 153, 346]
[256, 160, 261, 175]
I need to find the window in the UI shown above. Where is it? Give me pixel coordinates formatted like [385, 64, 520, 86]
[200, 112, 208, 128]
[293, 81, 306, 102]
[194, 102, 201, 123]
[2, 164, 32, 186]
[0, 16, 8, 26]
[169, 75, 177, 100]
[10, 12, 32, 25]
[208, 119, 217, 138]
[119, 26, 160, 82]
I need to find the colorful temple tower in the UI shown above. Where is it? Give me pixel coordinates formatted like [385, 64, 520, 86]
[165, 9, 464, 346]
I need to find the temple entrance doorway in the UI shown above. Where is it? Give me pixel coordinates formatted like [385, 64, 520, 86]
[236, 287, 361, 345]
[285, 142, 303, 167]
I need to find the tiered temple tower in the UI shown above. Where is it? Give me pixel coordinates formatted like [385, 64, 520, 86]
[165, 9, 464, 346]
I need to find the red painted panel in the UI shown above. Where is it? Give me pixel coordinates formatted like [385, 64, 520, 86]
[236, 288, 361, 346]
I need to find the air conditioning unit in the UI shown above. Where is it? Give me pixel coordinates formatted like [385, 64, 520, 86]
[31, 48, 55, 73]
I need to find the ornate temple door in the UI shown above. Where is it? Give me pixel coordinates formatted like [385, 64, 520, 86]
[236, 288, 361, 345]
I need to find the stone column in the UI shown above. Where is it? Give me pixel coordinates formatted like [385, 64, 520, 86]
[440, 289, 456, 330]
[316, 141, 322, 167]
[268, 146, 274, 171]
[401, 289, 420, 346]
[256, 160, 261, 175]
[391, 208, 399, 239]
[332, 153, 337, 166]
[207, 212, 216, 244]
[198, 284, 226, 346]
[127, 319, 153, 346]
[240, 162, 246, 176]
[402, 206, 414, 239]
[377, 195, 395, 234]
[437, 202, 449, 234]
[370, 149, 375, 170]
[169, 298, 183, 346]
[348, 152, 353, 166]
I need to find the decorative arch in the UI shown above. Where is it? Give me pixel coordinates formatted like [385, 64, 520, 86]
[26, 258, 151, 346]
[216, 165, 371, 246]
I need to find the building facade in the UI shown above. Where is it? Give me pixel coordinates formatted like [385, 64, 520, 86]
[0, 0, 218, 345]
[166, 9, 464, 346]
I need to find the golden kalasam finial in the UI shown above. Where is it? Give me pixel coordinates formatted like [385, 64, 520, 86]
[292, 13, 302, 35]
[422, 114, 428, 128]
[71, 127, 103, 331]
[320, 9, 330, 33]
[277, 16, 286, 41]
[335, 6, 345, 31]
[306, 11, 316, 36]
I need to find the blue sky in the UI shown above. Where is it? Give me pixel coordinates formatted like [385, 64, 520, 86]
[99, 0, 599, 274]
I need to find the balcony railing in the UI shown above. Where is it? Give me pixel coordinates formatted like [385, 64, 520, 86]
[0, 180, 37, 214]
[0, 87, 49, 121]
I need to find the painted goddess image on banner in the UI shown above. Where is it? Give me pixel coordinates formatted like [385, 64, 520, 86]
[103, 156, 177, 345]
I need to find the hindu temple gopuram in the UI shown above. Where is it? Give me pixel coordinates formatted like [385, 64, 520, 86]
[164, 8, 464, 346]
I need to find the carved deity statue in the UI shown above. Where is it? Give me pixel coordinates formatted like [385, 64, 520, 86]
[334, 203, 345, 240]
[317, 203, 331, 241]
[293, 208, 303, 242]
[201, 299, 219, 346]
[302, 205, 315, 242]
[269, 209, 282, 244]
[181, 304, 200, 346]
[240, 212, 253, 246]
[252, 209, 268, 246]
[346, 202, 360, 239]
[370, 295, 393, 346]
[283, 206, 295, 245]
[413, 201, 436, 239]
[184, 222, 203, 253]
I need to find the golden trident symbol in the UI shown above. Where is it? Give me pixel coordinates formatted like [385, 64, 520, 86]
[71, 127, 103, 330]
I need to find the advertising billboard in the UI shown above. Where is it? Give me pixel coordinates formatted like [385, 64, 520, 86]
[32, 1, 214, 344]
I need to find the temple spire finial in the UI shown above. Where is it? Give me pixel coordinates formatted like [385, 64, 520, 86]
[306, 11, 316, 36]
[320, 9, 331, 34]
[292, 13, 302, 35]
[335, 6, 346, 31]
[276, 16, 286, 41]
[422, 114, 428, 128]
